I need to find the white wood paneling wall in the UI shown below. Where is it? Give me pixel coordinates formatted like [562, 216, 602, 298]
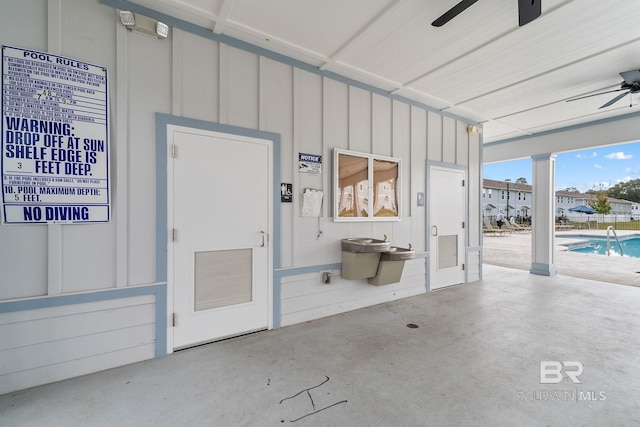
[280, 259, 426, 327]
[0, 295, 156, 395]
[0, 0, 483, 393]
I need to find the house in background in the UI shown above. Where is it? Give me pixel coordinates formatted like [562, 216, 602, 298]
[482, 179, 531, 221]
[483, 180, 633, 222]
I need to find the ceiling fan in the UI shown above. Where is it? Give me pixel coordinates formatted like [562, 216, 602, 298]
[566, 70, 640, 109]
[432, 0, 541, 27]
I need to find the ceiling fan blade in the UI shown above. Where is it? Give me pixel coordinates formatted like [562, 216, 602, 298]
[566, 88, 626, 103]
[518, 0, 542, 26]
[619, 70, 640, 85]
[431, 0, 478, 27]
[599, 91, 630, 109]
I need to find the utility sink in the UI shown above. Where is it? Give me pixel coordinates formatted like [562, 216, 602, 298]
[341, 237, 391, 253]
[380, 246, 415, 261]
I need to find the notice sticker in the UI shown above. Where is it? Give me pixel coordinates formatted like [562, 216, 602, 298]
[298, 152, 322, 175]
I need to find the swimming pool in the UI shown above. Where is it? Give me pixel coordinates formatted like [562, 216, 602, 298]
[568, 237, 640, 258]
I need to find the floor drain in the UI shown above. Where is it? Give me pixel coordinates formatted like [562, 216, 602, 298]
[406, 323, 419, 329]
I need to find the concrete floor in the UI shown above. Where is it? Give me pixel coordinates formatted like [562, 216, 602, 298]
[2, 265, 640, 426]
[483, 230, 640, 287]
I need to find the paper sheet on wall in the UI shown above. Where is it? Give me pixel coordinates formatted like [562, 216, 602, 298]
[302, 188, 323, 217]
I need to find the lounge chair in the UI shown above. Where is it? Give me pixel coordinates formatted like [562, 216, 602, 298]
[509, 219, 531, 233]
[483, 217, 511, 236]
[555, 220, 574, 231]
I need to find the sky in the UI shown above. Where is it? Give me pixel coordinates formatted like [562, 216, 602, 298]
[483, 141, 640, 192]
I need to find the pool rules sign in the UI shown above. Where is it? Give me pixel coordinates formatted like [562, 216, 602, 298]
[1, 46, 110, 224]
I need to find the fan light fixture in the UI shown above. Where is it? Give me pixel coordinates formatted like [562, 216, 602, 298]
[119, 10, 169, 39]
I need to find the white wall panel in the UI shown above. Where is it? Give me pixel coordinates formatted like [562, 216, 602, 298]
[2, 344, 154, 396]
[0, 295, 156, 394]
[392, 101, 411, 224]
[179, 31, 219, 122]
[280, 259, 426, 326]
[0, 227, 48, 300]
[292, 69, 324, 266]
[0, 0, 47, 49]
[322, 79, 350, 262]
[62, 223, 117, 292]
[261, 58, 294, 267]
[127, 32, 172, 285]
[442, 116, 457, 164]
[61, 0, 117, 68]
[293, 69, 323, 205]
[427, 111, 443, 162]
[372, 94, 392, 157]
[456, 121, 469, 167]
[348, 86, 372, 153]
[223, 46, 259, 129]
[410, 107, 427, 251]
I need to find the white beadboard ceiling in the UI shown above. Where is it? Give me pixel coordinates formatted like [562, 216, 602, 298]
[124, 0, 640, 143]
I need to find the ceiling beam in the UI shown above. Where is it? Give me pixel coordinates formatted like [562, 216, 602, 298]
[319, 0, 401, 72]
[213, 0, 235, 34]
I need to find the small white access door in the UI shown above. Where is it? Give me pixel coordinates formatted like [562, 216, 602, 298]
[169, 126, 271, 350]
[429, 165, 466, 290]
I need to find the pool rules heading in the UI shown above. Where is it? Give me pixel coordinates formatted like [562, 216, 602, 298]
[1, 46, 110, 224]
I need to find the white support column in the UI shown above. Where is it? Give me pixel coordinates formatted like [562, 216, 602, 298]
[530, 154, 557, 276]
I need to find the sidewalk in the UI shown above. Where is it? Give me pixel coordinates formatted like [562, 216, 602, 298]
[482, 230, 640, 287]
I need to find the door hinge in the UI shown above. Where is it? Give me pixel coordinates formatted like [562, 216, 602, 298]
[171, 144, 176, 158]
[172, 313, 176, 327]
[172, 228, 176, 242]
[462, 263, 465, 271]
[462, 221, 465, 229]
[462, 179, 465, 187]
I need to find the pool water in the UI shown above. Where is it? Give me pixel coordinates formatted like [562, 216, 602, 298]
[569, 237, 640, 257]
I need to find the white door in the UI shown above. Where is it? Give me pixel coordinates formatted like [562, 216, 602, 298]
[429, 166, 466, 290]
[169, 127, 271, 349]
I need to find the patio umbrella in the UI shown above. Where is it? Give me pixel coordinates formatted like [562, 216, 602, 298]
[569, 205, 595, 214]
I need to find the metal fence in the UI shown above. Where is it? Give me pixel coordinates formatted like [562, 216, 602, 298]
[485, 214, 640, 230]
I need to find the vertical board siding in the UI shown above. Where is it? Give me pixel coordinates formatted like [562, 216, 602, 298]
[62, 224, 117, 292]
[410, 107, 427, 251]
[348, 86, 373, 153]
[261, 58, 294, 267]
[180, 31, 219, 122]
[372, 94, 392, 157]
[427, 111, 443, 162]
[224, 46, 260, 129]
[391, 101, 411, 244]
[442, 117, 457, 164]
[127, 31, 172, 286]
[456, 121, 469, 167]
[293, 69, 324, 267]
[0, 295, 156, 395]
[0, 228, 48, 300]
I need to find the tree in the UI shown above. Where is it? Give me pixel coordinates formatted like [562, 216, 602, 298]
[588, 191, 611, 219]
[515, 177, 528, 184]
[607, 179, 640, 203]
[563, 187, 579, 193]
